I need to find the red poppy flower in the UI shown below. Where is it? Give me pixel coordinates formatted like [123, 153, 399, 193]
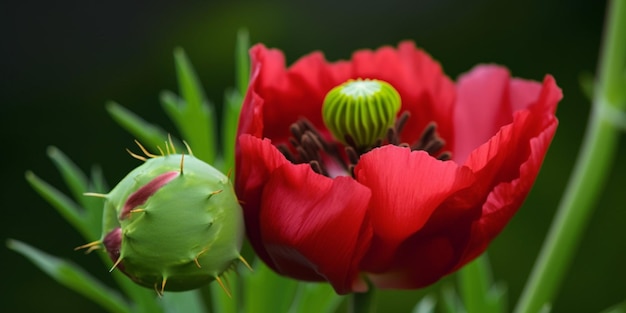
[235, 41, 561, 294]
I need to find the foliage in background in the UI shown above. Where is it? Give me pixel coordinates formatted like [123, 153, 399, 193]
[8, 27, 501, 313]
[7, 0, 626, 308]
[8, 29, 342, 313]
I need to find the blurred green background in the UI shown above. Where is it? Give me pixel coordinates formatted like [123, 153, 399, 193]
[2, 0, 624, 312]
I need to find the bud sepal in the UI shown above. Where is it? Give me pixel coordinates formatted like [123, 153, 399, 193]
[85, 144, 245, 294]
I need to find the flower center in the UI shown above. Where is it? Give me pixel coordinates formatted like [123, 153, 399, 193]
[322, 78, 401, 149]
[277, 79, 451, 177]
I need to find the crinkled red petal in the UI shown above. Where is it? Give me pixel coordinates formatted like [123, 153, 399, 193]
[350, 42, 456, 148]
[241, 42, 456, 149]
[259, 164, 372, 294]
[452, 65, 559, 163]
[354, 145, 474, 271]
[235, 134, 290, 268]
[451, 74, 561, 268]
[364, 73, 560, 289]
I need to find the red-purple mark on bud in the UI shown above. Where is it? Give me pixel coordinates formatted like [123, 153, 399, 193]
[103, 227, 123, 269]
[90, 153, 246, 293]
[119, 171, 179, 219]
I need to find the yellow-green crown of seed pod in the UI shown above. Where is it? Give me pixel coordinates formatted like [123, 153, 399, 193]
[98, 152, 245, 293]
[322, 78, 401, 148]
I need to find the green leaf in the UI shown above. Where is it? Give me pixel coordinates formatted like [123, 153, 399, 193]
[579, 71, 595, 102]
[412, 295, 437, 313]
[25, 171, 91, 240]
[7, 239, 131, 313]
[600, 301, 626, 313]
[89, 164, 109, 195]
[47, 146, 89, 207]
[26, 161, 163, 313]
[210, 268, 239, 313]
[235, 28, 251, 97]
[161, 48, 216, 164]
[221, 88, 242, 174]
[106, 101, 173, 153]
[458, 254, 506, 313]
[161, 290, 206, 313]
[242, 260, 298, 313]
[221, 28, 250, 174]
[47, 147, 104, 239]
[288, 282, 344, 313]
[440, 284, 466, 313]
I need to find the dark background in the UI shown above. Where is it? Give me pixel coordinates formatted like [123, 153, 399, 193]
[2, 0, 624, 312]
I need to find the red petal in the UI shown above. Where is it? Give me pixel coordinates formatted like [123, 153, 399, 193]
[354, 145, 473, 270]
[454, 110, 559, 268]
[242, 43, 456, 149]
[244, 44, 351, 144]
[235, 134, 290, 268]
[462, 75, 561, 192]
[259, 164, 372, 294]
[366, 235, 458, 289]
[350, 41, 456, 148]
[453, 66, 560, 163]
[411, 75, 560, 278]
[362, 115, 557, 289]
[356, 145, 473, 240]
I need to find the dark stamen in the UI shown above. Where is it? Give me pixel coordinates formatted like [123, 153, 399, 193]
[423, 139, 444, 155]
[296, 146, 311, 163]
[344, 134, 358, 151]
[279, 112, 452, 178]
[277, 144, 296, 163]
[309, 160, 325, 175]
[301, 133, 319, 159]
[437, 152, 452, 161]
[290, 124, 303, 142]
[411, 122, 437, 151]
[395, 111, 410, 134]
[346, 146, 359, 165]
[387, 128, 399, 145]
[288, 137, 300, 150]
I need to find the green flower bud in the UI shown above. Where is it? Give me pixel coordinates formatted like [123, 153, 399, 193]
[322, 78, 401, 149]
[85, 146, 245, 294]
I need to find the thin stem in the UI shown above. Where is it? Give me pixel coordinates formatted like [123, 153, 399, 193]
[514, 1, 626, 313]
[349, 287, 377, 313]
[458, 254, 493, 313]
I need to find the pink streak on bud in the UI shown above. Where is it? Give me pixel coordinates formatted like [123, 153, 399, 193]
[103, 227, 122, 265]
[119, 171, 179, 219]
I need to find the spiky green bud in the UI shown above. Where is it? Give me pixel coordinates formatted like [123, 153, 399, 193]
[322, 78, 401, 149]
[95, 152, 244, 293]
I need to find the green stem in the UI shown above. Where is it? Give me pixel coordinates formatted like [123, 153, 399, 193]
[349, 287, 377, 313]
[514, 1, 626, 313]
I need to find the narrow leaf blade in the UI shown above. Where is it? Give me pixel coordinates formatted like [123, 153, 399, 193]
[288, 282, 344, 313]
[47, 147, 104, 236]
[210, 268, 239, 313]
[412, 295, 437, 313]
[46, 146, 90, 207]
[458, 253, 505, 313]
[222, 88, 242, 173]
[106, 101, 171, 153]
[235, 28, 250, 96]
[243, 260, 298, 313]
[161, 290, 206, 313]
[440, 285, 466, 313]
[166, 48, 217, 164]
[25, 171, 92, 240]
[7, 239, 131, 313]
[600, 301, 626, 313]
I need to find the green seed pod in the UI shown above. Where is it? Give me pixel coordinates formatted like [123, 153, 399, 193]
[322, 78, 401, 149]
[86, 145, 245, 294]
